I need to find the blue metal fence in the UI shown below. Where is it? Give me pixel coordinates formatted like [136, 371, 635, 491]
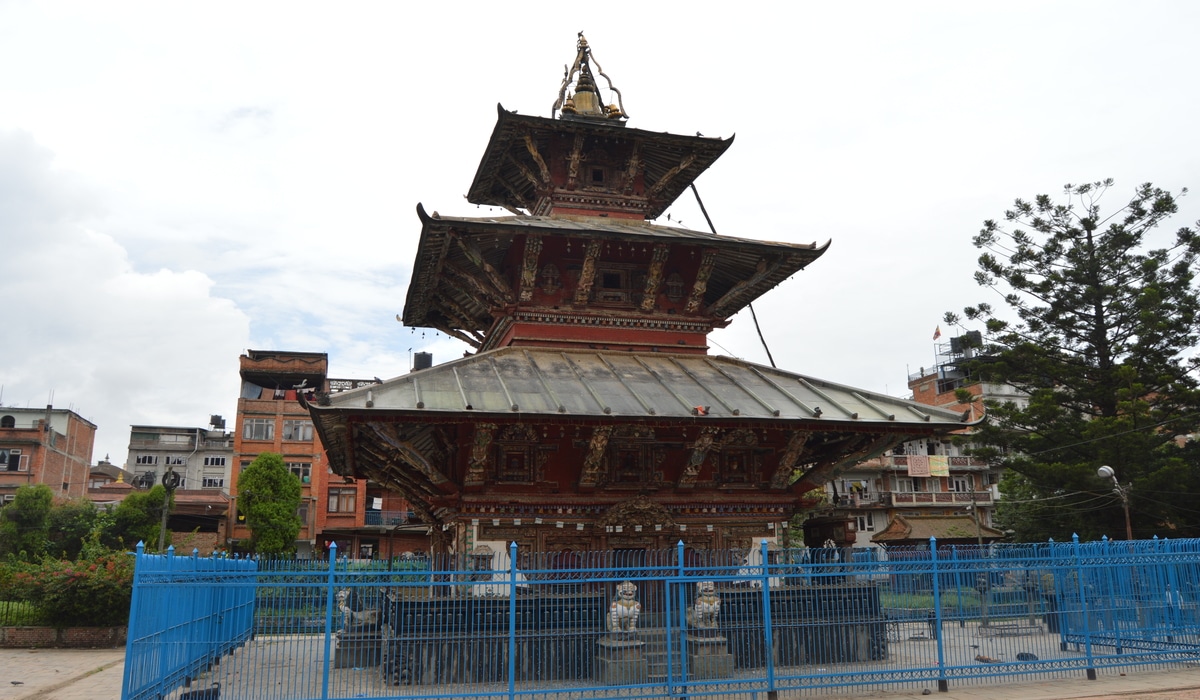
[123, 535, 1200, 700]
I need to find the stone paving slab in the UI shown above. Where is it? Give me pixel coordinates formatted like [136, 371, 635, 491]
[3, 646, 1200, 699]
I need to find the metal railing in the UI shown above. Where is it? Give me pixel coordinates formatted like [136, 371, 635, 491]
[363, 510, 412, 526]
[123, 535, 1200, 700]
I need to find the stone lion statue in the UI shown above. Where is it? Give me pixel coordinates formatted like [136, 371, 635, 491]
[608, 580, 641, 633]
[688, 580, 721, 629]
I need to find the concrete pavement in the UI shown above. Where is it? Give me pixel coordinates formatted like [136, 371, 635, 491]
[1, 647, 1198, 699]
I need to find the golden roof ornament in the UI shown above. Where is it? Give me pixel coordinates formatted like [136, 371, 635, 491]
[553, 32, 627, 122]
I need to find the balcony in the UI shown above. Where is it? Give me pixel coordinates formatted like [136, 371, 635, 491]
[364, 510, 412, 526]
[876, 455, 990, 470]
[888, 490, 993, 506]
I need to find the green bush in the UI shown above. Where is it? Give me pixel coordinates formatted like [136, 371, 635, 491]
[10, 552, 134, 628]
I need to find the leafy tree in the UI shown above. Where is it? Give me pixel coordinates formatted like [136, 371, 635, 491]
[0, 484, 54, 559]
[947, 180, 1200, 541]
[45, 499, 98, 559]
[238, 452, 302, 555]
[105, 485, 172, 551]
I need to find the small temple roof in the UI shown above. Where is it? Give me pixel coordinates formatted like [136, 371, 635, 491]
[872, 515, 1005, 544]
[311, 346, 971, 425]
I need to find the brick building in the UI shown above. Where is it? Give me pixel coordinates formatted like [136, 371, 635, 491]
[0, 405, 96, 502]
[230, 350, 423, 559]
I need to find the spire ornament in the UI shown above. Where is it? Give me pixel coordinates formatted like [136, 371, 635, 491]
[553, 33, 627, 122]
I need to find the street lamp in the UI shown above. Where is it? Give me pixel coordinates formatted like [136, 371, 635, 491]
[1097, 465, 1133, 540]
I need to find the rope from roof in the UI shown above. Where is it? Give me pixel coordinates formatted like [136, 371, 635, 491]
[690, 183, 777, 368]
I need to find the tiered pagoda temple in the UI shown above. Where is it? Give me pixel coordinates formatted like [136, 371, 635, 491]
[309, 35, 972, 559]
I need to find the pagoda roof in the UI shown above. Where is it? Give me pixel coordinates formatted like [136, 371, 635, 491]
[466, 106, 733, 220]
[311, 347, 970, 424]
[871, 515, 1004, 545]
[402, 205, 828, 330]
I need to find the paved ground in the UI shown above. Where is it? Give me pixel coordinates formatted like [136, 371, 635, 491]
[1, 647, 1198, 699]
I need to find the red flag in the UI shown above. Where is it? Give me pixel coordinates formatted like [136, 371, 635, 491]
[933, 326, 942, 341]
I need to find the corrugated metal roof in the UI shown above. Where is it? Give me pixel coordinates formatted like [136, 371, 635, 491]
[319, 347, 971, 426]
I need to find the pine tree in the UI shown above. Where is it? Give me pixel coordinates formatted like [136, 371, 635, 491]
[947, 180, 1200, 541]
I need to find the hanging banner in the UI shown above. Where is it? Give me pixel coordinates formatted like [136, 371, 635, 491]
[929, 455, 950, 477]
[907, 454, 931, 477]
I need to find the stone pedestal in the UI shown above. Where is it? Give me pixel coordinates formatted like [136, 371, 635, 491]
[333, 627, 383, 669]
[685, 630, 734, 680]
[595, 635, 647, 685]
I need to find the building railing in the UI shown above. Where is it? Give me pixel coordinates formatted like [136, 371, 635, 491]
[890, 490, 994, 506]
[124, 537, 1200, 700]
[363, 510, 412, 526]
[880, 455, 990, 469]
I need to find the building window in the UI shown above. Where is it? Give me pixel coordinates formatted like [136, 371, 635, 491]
[897, 477, 925, 493]
[857, 513, 876, 532]
[242, 418, 274, 441]
[0, 415, 14, 428]
[135, 455, 158, 466]
[286, 462, 311, 483]
[328, 488, 356, 513]
[297, 504, 309, 526]
[164, 456, 186, 466]
[282, 420, 313, 442]
[202, 477, 224, 488]
[950, 476, 971, 493]
[2, 449, 26, 472]
[203, 456, 227, 467]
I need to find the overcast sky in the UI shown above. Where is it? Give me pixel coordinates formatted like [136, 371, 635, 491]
[2, 1, 1198, 469]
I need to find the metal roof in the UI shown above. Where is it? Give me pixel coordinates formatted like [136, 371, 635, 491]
[314, 347, 972, 427]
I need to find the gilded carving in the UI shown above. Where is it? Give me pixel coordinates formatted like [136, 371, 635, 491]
[579, 425, 612, 487]
[573, 239, 603, 305]
[522, 133, 552, 185]
[621, 145, 640, 195]
[599, 495, 676, 530]
[639, 243, 670, 312]
[678, 427, 719, 488]
[519, 235, 543, 302]
[770, 431, 809, 489]
[566, 132, 585, 190]
[685, 249, 718, 313]
[466, 423, 497, 485]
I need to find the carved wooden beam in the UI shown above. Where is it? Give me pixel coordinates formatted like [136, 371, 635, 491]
[707, 254, 798, 319]
[365, 423, 459, 493]
[685, 248, 718, 314]
[621, 145, 640, 195]
[677, 427, 719, 489]
[433, 294, 486, 343]
[518, 234, 543, 302]
[572, 239, 603, 306]
[497, 174, 532, 210]
[646, 153, 697, 199]
[465, 423, 496, 487]
[769, 431, 810, 489]
[452, 235, 513, 302]
[523, 133, 552, 185]
[505, 153, 542, 190]
[431, 323, 482, 349]
[640, 243, 671, 312]
[578, 425, 613, 488]
[566, 132, 585, 190]
[791, 434, 896, 494]
[443, 262, 507, 310]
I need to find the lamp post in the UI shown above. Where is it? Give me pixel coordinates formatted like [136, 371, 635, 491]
[967, 492, 989, 628]
[1097, 465, 1133, 540]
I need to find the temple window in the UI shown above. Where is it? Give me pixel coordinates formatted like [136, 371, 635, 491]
[666, 273, 684, 302]
[499, 450, 531, 482]
[540, 264, 561, 294]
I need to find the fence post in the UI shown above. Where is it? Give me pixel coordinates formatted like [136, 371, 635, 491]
[759, 539, 776, 698]
[951, 546, 964, 627]
[119, 542, 146, 700]
[1072, 533, 1097, 680]
[322, 542, 337, 699]
[508, 541, 518, 700]
[930, 537, 947, 693]
[668, 539, 684, 695]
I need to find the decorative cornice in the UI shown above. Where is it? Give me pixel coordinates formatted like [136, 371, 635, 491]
[508, 309, 711, 333]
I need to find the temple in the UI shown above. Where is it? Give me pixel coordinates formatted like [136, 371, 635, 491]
[308, 35, 974, 559]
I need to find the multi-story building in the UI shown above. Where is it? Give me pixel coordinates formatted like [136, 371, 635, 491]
[823, 332, 1024, 549]
[0, 405, 96, 502]
[230, 350, 421, 559]
[125, 419, 234, 493]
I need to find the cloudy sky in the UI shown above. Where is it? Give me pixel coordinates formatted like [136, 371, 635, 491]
[2, 1, 1198, 468]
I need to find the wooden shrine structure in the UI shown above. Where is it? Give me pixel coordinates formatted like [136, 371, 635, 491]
[309, 35, 973, 559]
